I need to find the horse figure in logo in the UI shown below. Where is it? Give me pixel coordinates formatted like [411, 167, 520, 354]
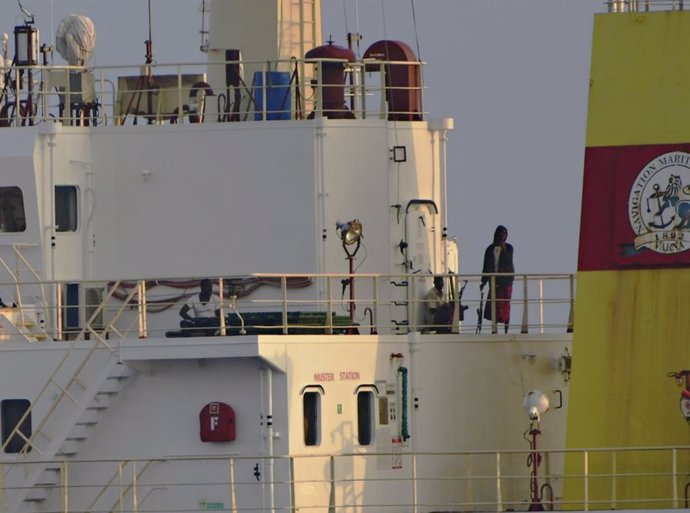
[646, 174, 690, 230]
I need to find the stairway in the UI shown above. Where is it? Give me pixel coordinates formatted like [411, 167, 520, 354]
[0, 307, 48, 342]
[6, 355, 135, 512]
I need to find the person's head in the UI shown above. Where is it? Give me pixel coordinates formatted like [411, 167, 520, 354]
[200, 278, 213, 295]
[493, 225, 508, 244]
[433, 276, 444, 291]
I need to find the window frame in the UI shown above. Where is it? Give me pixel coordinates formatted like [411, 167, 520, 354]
[0, 186, 27, 233]
[355, 386, 377, 446]
[55, 185, 79, 233]
[301, 385, 324, 447]
[1, 398, 32, 454]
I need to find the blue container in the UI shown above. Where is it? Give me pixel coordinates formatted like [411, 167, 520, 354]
[253, 71, 292, 120]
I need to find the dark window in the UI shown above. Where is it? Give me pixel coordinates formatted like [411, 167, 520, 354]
[2, 399, 31, 453]
[0, 187, 26, 233]
[55, 185, 78, 232]
[357, 391, 375, 445]
[64, 283, 80, 330]
[303, 391, 321, 446]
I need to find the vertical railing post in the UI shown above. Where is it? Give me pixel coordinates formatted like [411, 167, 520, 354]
[56, 281, 63, 341]
[328, 456, 336, 513]
[229, 458, 237, 513]
[99, 68, 105, 125]
[539, 279, 544, 334]
[379, 62, 386, 119]
[360, 63, 367, 119]
[281, 276, 288, 335]
[584, 451, 589, 511]
[132, 460, 138, 513]
[490, 275, 497, 334]
[672, 448, 679, 508]
[219, 277, 227, 336]
[611, 451, 617, 509]
[452, 274, 460, 334]
[521, 274, 529, 333]
[373, 276, 379, 334]
[567, 274, 575, 333]
[61, 460, 69, 513]
[412, 452, 419, 513]
[465, 453, 474, 508]
[262, 65, 268, 121]
[177, 65, 183, 123]
[315, 61, 323, 118]
[409, 275, 417, 332]
[119, 462, 124, 513]
[326, 276, 333, 335]
[137, 280, 147, 338]
[290, 457, 296, 513]
[496, 452, 503, 512]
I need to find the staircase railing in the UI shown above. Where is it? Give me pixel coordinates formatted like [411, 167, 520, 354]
[1, 280, 138, 455]
[0, 243, 49, 331]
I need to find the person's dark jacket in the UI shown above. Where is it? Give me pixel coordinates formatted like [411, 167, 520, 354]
[481, 243, 514, 287]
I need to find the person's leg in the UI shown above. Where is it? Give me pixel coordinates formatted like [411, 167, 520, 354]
[194, 317, 220, 335]
[495, 285, 512, 333]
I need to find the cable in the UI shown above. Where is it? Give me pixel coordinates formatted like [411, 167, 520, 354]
[342, 0, 350, 36]
[410, 0, 422, 61]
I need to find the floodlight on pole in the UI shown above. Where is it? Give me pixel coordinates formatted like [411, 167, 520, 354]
[667, 370, 690, 423]
[336, 219, 363, 255]
[336, 219, 363, 331]
[523, 390, 552, 511]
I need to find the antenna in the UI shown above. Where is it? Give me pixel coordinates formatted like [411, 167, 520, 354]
[16, 0, 34, 24]
[145, 0, 154, 66]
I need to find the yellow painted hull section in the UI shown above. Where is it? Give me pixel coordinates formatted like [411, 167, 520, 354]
[587, 11, 690, 147]
[565, 270, 690, 507]
[568, 10, 690, 507]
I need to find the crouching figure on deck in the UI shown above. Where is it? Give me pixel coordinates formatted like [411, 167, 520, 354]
[179, 278, 221, 336]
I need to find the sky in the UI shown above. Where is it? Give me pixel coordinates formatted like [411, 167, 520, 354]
[0, 0, 602, 276]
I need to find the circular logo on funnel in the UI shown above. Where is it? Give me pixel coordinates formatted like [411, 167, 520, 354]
[628, 151, 690, 254]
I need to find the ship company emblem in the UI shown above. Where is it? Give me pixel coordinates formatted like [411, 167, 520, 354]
[628, 151, 690, 254]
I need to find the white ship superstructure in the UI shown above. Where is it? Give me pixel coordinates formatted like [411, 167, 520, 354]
[0, 2, 682, 513]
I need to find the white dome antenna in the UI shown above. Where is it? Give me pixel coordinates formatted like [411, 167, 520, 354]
[55, 14, 96, 66]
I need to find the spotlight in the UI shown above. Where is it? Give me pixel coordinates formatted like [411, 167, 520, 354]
[336, 219, 363, 246]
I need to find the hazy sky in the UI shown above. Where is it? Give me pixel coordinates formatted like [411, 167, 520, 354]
[1, 0, 602, 276]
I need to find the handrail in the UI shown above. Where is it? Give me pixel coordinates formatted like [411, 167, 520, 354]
[0, 256, 21, 316]
[2, 446, 690, 513]
[12, 243, 49, 323]
[1, 280, 133, 455]
[0, 243, 47, 338]
[608, 0, 686, 11]
[0, 56, 425, 127]
[0, 272, 577, 340]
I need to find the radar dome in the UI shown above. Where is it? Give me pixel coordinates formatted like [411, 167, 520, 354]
[56, 14, 96, 66]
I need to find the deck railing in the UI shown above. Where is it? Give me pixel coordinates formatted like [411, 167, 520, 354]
[0, 56, 424, 128]
[4, 446, 690, 513]
[608, 0, 687, 12]
[0, 273, 576, 341]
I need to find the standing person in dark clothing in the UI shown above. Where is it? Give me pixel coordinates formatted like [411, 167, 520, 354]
[480, 225, 514, 334]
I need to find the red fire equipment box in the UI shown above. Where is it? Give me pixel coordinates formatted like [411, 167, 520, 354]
[199, 402, 236, 442]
